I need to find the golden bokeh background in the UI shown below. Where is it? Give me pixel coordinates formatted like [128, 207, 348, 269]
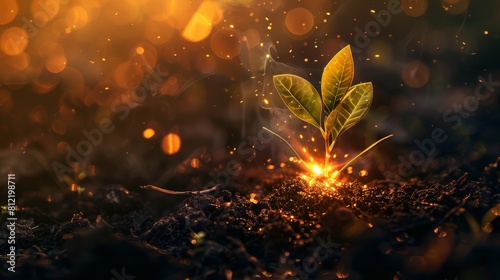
[0, 0, 498, 187]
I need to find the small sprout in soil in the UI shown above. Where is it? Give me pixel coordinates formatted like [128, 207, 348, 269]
[264, 45, 392, 178]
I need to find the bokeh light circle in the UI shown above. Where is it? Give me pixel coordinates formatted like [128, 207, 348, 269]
[65, 6, 89, 31]
[31, 0, 60, 24]
[1, 27, 29, 56]
[8, 52, 30, 70]
[114, 61, 145, 89]
[402, 60, 430, 88]
[45, 54, 67, 73]
[210, 29, 243, 59]
[0, 0, 19, 25]
[243, 28, 261, 49]
[402, 0, 428, 17]
[162, 133, 181, 155]
[285, 7, 315, 36]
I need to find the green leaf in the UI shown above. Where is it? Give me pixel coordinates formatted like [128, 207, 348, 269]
[273, 74, 323, 131]
[321, 45, 354, 113]
[325, 82, 373, 151]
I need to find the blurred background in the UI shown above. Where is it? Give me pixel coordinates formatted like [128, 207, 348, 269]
[1, 0, 499, 197]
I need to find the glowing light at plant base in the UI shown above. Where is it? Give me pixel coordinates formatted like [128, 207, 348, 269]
[312, 165, 324, 176]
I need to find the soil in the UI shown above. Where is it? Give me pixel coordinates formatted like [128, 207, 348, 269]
[1, 156, 500, 280]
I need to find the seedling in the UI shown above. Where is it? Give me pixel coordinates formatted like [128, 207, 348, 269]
[264, 45, 392, 178]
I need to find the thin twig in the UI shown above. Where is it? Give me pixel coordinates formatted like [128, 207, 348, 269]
[140, 184, 220, 195]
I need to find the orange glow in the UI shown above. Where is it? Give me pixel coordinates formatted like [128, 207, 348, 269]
[143, 19, 174, 45]
[65, 6, 89, 31]
[181, 1, 222, 42]
[105, 0, 139, 26]
[312, 165, 324, 175]
[31, 0, 60, 23]
[162, 133, 181, 155]
[114, 61, 145, 89]
[132, 42, 158, 70]
[8, 52, 30, 70]
[0, 0, 19, 25]
[190, 158, 201, 168]
[143, 128, 155, 139]
[285, 7, 315, 36]
[210, 29, 243, 59]
[45, 54, 67, 73]
[300, 170, 341, 190]
[1, 27, 29, 56]
[182, 13, 212, 42]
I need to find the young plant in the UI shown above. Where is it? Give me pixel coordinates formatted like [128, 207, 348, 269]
[264, 45, 392, 177]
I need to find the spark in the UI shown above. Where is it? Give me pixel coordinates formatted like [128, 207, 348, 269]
[312, 165, 323, 175]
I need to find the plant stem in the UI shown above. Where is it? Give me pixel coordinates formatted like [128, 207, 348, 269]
[324, 135, 330, 177]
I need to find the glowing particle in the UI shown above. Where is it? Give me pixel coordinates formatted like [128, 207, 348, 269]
[190, 158, 201, 168]
[263, 98, 269, 105]
[161, 133, 181, 155]
[484, 30, 489, 35]
[136, 47, 144, 54]
[359, 170, 368, 177]
[249, 193, 258, 204]
[143, 128, 155, 139]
